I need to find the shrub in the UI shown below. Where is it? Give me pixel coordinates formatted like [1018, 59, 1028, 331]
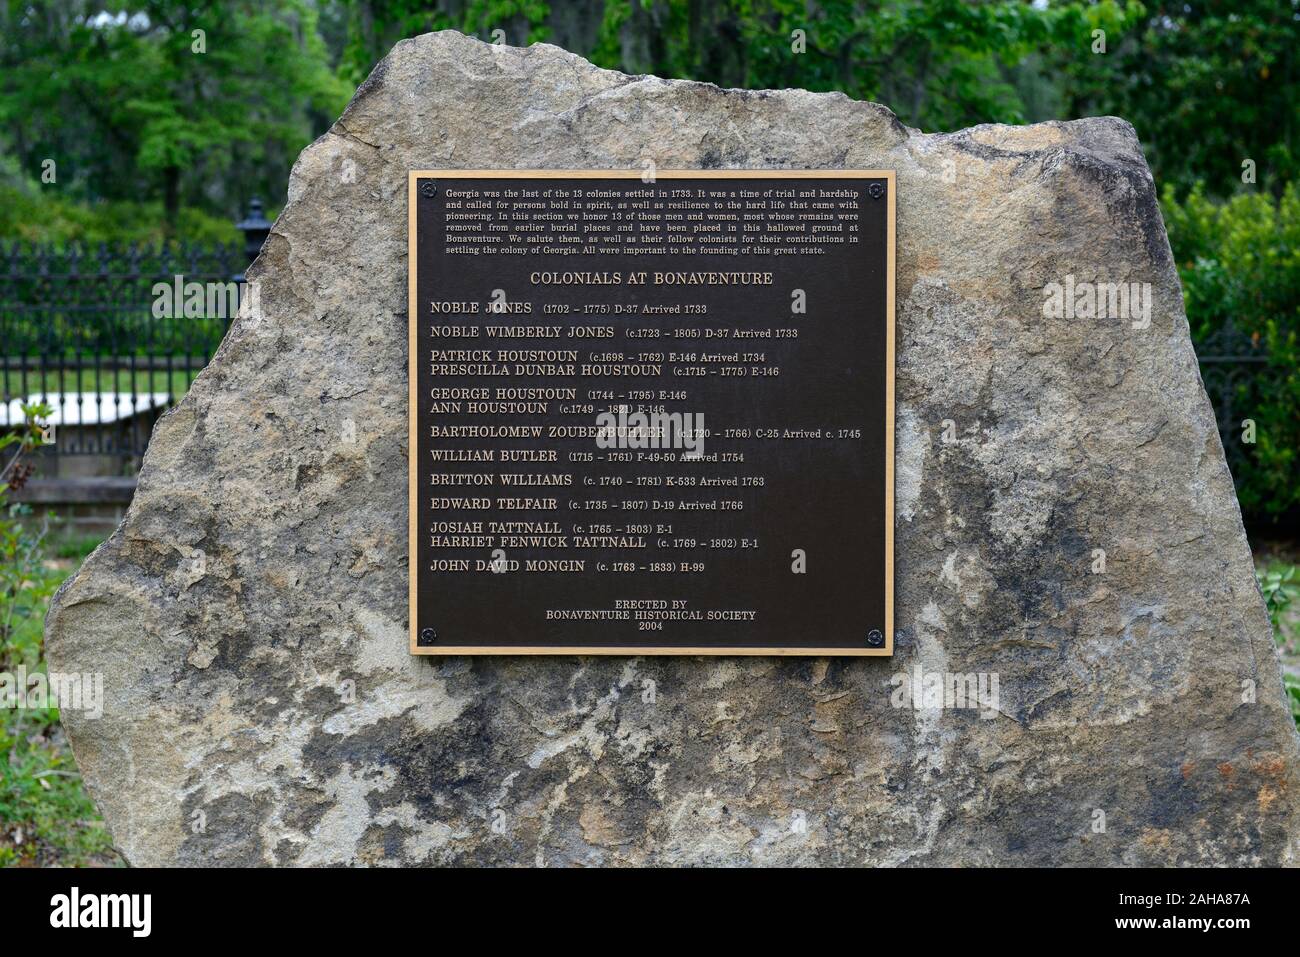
[0, 183, 241, 247]
[1162, 183, 1300, 523]
[1257, 563, 1300, 729]
[0, 405, 115, 864]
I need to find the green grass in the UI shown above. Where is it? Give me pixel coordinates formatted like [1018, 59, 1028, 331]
[1257, 560, 1300, 730]
[1, 534, 118, 867]
[51, 535, 107, 561]
[3, 367, 206, 401]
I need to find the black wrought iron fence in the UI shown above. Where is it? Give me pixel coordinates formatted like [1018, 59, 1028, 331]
[1194, 319, 1275, 479]
[0, 201, 270, 477]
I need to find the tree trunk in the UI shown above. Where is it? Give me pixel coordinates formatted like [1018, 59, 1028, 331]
[163, 166, 180, 237]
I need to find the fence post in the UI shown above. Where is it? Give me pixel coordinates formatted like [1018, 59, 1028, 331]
[233, 198, 273, 282]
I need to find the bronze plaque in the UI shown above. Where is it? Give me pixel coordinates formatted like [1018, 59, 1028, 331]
[409, 171, 893, 655]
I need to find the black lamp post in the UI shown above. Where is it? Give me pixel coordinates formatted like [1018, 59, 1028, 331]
[234, 198, 273, 282]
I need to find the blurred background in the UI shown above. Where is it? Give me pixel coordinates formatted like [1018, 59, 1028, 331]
[0, 0, 1296, 865]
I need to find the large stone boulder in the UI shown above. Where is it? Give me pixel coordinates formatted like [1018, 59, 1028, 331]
[47, 30, 1299, 866]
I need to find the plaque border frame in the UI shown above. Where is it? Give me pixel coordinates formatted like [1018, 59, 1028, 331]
[408, 169, 895, 656]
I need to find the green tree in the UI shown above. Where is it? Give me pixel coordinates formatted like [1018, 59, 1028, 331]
[1052, 0, 1299, 198]
[328, 0, 1137, 132]
[1162, 183, 1300, 521]
[0, 0, 350, 230]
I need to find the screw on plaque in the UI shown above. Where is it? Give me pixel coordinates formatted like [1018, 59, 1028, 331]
[420, 180, 437, 198]
[867, 182, 885, 200]
[420, 627, 437, 644]
[866, 629, 884, 648]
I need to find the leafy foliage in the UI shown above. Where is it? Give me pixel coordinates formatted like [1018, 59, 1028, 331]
[1, 402, 53, 673]
[1057, 0, 1300, 199]
[0, 183, 240, 245]
[1259, 564, 1299, 642]
[0, 551, 113, 866]
[1257, 562, 1300, 729]
[0, 406, 115, 865]
[0, 560, 115, 866]
[1163, 183, 1300, 520]
[330, 0, 1139, 131]
[0, 0, 350, 229]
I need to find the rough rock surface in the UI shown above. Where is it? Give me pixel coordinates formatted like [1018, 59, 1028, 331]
[47, 31, 1300, 866]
